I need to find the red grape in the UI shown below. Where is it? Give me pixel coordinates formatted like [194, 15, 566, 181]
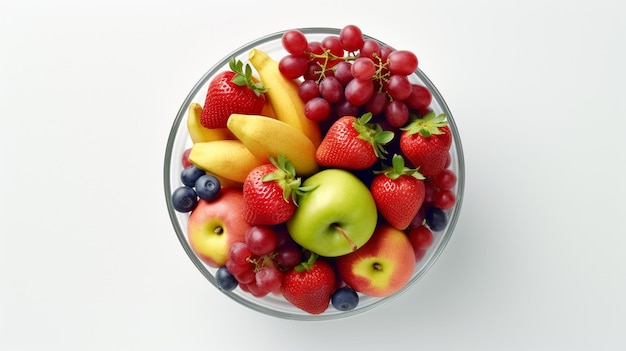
[282, 30, 308, 55]
[244, 280, 269, 298]
[307, 41, 324, 55]
[245, 226, 278, 256]
[351, 57, 376, 81]
[365, 91, 388, 116]
[273, 225, 292, 248]
[228, 242, 253, 266]
[255, 266, 283, 293]
[385, 100, 409, 127]
[423, 179, 437, 204]
[233, 267, 256, 285]
[405, 84, 432, 111]
[409, 225, 433, 251]
[319, 76, 344, 103]
[333, 61, 354, 85]
[334, 99, 360, 117]
[385, 75, 412, 101]
[387, 50, 418, 75]
[344, 78, 374, 106]
[304, 97, 331, 121]
[360, 39, 382, 60]
[303, 63, 323, 81]
[307, 41, 325, 65]
[321, 35, 344, 58]
[279, 54, 309, 79]
[434, 189, 456, 210]
[276, 245, 302, 269]
[226, 258, 250, 277]
[181, 148, 192, 168]
[339, 24, 364, 52]
[409, 207, 426, 228]
[433, 169, 457, 190]
[298, 79, 320, 102]
[380, 45, 395, 63]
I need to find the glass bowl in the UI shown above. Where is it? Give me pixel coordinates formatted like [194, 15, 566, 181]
[164, 27, 464, 320]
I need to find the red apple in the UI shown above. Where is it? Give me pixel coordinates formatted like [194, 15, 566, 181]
[336, 224, 416, 297]
[187, 188, 252, 267]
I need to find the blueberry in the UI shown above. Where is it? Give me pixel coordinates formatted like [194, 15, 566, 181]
[425, 206, 447, 232]
[171, 186, 197, 212]
[181, 165, 206, 187]
[195, 174, 221, 201]
[215, 266, 238, 291]
[331, 286, 359, 311]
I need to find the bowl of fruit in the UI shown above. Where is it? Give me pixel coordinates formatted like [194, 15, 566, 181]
[164, 25, 464, 320]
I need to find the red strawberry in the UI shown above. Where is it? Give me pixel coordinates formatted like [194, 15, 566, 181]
[315, 113, 394, 170]
[243, 154, 315, 225]
[200, 58, 266, 128]
[371, 154, 426, 230]
[280, 253, 336, 315]
[399, 111, 452, 177]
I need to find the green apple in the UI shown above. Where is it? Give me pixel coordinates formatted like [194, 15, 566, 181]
[286, 168, 377, 257]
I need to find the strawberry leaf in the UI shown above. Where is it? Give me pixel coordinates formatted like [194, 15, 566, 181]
[401, 110, 448, 137]
[228, 57, 267, 96]
[231, 75, 248, 86]
[374, 154, 425, 180]
[262, 154, 317, 206]
[353, 113, 395, 159]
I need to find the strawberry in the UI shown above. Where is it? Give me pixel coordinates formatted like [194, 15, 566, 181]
[243, 154, 316, 225]
[315, 113, 394, 170]
[399, 111, 452, 177]
[280, 253, 336, 315]
[371, 154, 426, 230]
[200, 58, 266, 129]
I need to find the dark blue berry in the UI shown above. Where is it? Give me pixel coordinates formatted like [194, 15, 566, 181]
[181, 165, 206, 187]
[215, 266, 238, 291]
[331, 286, 359, 311]
[425, 206, 447, 232]
[195, 174, 221, 201]
[171, 186, 197, 212]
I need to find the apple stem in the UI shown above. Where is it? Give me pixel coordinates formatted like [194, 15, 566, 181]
[332, 224, 357, 252]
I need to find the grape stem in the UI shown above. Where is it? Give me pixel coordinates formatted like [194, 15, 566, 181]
[246, 252, 278, 273]
[371, 54, 391, 91]
[308, 49, 391, 91]
[309, 49, 353, 83]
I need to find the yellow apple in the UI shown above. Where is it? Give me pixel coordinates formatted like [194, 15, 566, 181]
[187, 188, 251, 267]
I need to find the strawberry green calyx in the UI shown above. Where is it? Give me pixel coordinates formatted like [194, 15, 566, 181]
[353, 112, 395, 159]
[375, 154, 426, 180]
[228, 57, 267, 96]
[262, 154, 317, 206]
[402, 111, 448, 137]
[294, 252, 319, 273]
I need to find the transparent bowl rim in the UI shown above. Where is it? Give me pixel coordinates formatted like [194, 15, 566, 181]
[163, 27, 465, 321]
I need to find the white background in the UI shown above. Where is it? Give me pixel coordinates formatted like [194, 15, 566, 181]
[2, 0, 625, 350]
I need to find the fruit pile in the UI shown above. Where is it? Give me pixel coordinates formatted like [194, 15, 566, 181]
[170, 24, 458, 315]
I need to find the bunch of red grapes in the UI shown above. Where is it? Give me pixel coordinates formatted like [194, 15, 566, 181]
[224, 225, 302, 297]
[279, 24, 433, 128]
